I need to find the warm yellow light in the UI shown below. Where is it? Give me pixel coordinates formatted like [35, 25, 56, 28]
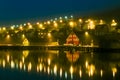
[36, 22, 40, 25]
[22, 34, 25, 39]
[29, 25, 32, 29]
[39, 24, 43, 28]
[11, 26, 14, 30]
[69, 21, 74, 28]
[23, 38, 29, 46]
[70, 66, 74, 74]
[19, 26, 23, 30]
[112, 67, 117, 77]
[28, 62, 32, 71]
[47, 66, 50, 74]
[47, 21, 51, 25]
[60, 68, 62, 77]
[39, 63, 43, 71]
[2, 60, 6, 68]
[99, 20, 104, 25]
[54, 65, 57, 75]
[19, 61, 23, 69]
[79, 19, 82, 23]
[3, 27, 6, 31]
[85, 32, 89, 36]
[111, 19, 117, 26]
[79, 69, 82, 78]
[6, 34, 10, 39]
[48, 33, 51, 38]
[88, 64, 95, 76]
[60, 20, 63, 23]
[27, 22, 31, 25]
[48, 58, 51, 65]
[22, 56, 25, 63]
[100, 69, 103, 77]
[6, 54, 10, 62]
[88, 20, 95, 29]
[85, 60, 89, 68]
[54, 23, 58, 27]
[11, 60, 15, 68]
[23, 50, 29, 58]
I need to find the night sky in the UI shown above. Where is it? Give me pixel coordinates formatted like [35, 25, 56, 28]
[0, 0, 120, 26]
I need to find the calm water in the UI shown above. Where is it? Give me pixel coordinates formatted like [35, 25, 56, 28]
[0, 50, 120, 80]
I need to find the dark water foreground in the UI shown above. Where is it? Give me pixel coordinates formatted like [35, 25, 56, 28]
[0, 50, 120, 80]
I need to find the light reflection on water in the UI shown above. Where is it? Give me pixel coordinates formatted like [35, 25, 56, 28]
[0, 50, 120, 80]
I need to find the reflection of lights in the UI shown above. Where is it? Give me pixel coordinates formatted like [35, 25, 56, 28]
[112, 67, 117, 77]
[60, 68, 62, 77]
[88, 64, 95, 76]
[44, 66, 46, 72]
[100, 69, 103, 77]
[6, 54, 10, 62]
[70, 66, 74, 79]
[70, 66, 73, 74]
[37, 65, 39, 72]
[19, 61, 23, 69]
[79, 69, 82, 78]
[24, 64, 26, 71]
[28, 62, 32, 71]
[48, 58, 51, 65]
[22, 56, 25, 63]
[2, 60, 5, 68]
[47, 66, 50, 74]
[65, 71, 67, 79]
[39, 63, 43, 71]
[11, 60, 15, 69]
[54, 65, 57, 75]
[85, 60, 88, 68]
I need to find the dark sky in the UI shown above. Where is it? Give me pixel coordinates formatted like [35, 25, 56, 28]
[0, 0, 120, 25]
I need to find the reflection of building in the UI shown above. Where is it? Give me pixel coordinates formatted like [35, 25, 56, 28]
[65, 32, 79, 46]
[66, 51, 79, 62]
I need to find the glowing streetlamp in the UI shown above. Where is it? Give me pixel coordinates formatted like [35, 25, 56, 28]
[69, 21, 75, 28]
[10, 26, 14, 30]
[111, 19, 117, 26]
[54, 22, 58, 28]
[99, 19, 104, 25]
[3, 27, 6, 31]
